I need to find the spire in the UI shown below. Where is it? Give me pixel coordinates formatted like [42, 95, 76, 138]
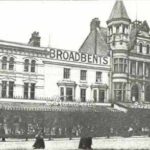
[107, 0, 130, 23]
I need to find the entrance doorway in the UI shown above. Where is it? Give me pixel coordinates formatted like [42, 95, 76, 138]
[99, 90, 105, 102]
[131, 85, 139, 102]
[66, 88, 73, 101]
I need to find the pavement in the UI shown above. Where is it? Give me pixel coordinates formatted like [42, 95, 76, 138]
[0, 136, 150, 150]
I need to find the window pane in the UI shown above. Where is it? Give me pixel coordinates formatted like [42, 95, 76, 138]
[30, 83, 35, 99]
[9, 81, 14, 98]
[24, 83, 29, 99]
[31, 60, 36, 72]
[138, 62, 143, 76]
[2, 57, 7, 70]
[64, 68, 70, 79]
[96, 72, 102, 82]
[24, 59, 29, 72]
[131, 61, 136, 75]
[147, 45, 149, 54]
[9, 57, 14, 70]
[139, 43, 143, 53]
[80, 70, 87, 81]
[2, 81, 7, 98]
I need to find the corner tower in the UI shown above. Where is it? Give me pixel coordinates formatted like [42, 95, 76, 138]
[107, 0, 131, 102]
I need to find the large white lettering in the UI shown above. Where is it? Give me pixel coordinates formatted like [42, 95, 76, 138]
[49, 49, 109, 65]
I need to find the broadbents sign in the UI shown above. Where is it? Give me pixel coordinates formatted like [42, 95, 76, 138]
[49, 49, 109, 65]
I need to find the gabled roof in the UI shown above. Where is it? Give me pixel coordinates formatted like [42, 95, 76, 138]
[79, 18, 108, 56]
[108, 0, 130, 22]
[79, 27, 108, 56]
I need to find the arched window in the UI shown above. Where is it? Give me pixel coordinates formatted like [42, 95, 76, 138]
[147, 45, 149, 54]
[2, 56, 7, 70]
[31, 60, 36, 72]
[9, 57, 14, 70]
[24, 59, 29, 72]
[139, 43, 143, 53]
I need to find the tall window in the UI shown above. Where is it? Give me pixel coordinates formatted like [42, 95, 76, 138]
[24, 83, 35, 99]
[2, 57, 7, 70]
[139, 43, 143, 53]
[60, 87, 64, 101]
[138, 62, 143, 76]
[96, 72, 102, 83]
[80, 70, 87, 81]
[114, 58, 127, 73]
[114, 82, 126, 102]
[80, 89, 86, 102]
[9, 57, 14, 70]
[31, 60, 36, 72]
[30, 83, 35, 99]
[24, 59, 29, 72]
[9, 81, 14, 98]
[2, 81, 7, 98]
[130, 61, 136, 75]
[24, 83, 29, 99]
[64, 68, 70, 79]
[2, 81, 14, 98]
[145, 63, 150, 78]
[147, 45, 150, 54]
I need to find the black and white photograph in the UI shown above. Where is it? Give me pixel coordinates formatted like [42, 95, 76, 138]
[1, 0, 150, 149]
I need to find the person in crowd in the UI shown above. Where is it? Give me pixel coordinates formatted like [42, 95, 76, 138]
[128, 126, 133, 137]
[33, 129, 45, 149]
[0, 126, 6, 142]
[78, 126, 93, 150]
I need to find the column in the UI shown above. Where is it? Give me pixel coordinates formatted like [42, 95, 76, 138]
[136, 61, 138, 76]
[64, 87, 66, 101]
[128, 60, 131, 75]
[28, 83, 31, 99]
[143, 62, 145, 79]
[141, 84, 145, 103]
[126, 82, 131, 102]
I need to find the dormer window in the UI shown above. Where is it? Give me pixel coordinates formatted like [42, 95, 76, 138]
[147, 45, 150, 54]
[139, 43, 143, 53]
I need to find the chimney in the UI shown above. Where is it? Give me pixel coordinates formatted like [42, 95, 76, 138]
[28, 31, 41, 47]
[90, 18, 100, 31]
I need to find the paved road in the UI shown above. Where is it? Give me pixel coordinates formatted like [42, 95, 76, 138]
[0, 136, 150, 150]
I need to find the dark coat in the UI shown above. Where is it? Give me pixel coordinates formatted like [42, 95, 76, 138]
[33, 135, 45, 149]
[78, 127, 92, 149]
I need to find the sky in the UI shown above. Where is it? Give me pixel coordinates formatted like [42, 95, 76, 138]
[0, 0, 150, 51]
